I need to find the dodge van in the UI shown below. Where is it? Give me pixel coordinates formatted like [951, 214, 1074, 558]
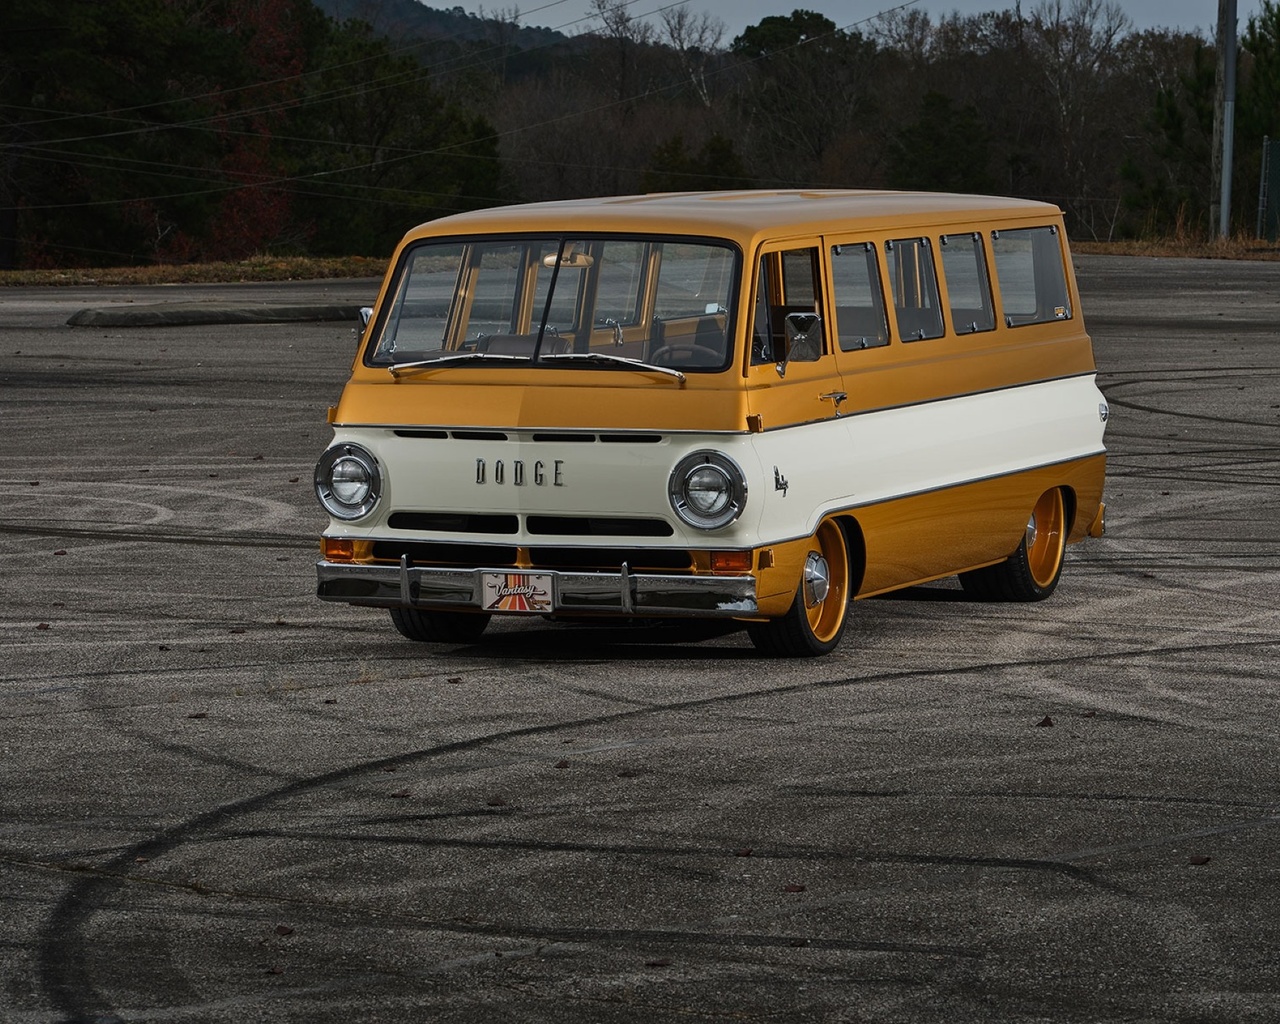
[315, 190, 1108, 656]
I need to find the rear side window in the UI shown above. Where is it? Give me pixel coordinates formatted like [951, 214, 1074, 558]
[991, 226, 1071, 326]
[939, 233, 995, 334]
[830, 242, 889, 350]
[885, 237, 944, 342]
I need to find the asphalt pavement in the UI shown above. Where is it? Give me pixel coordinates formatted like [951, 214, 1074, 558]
[1, 255, 1278, 1024]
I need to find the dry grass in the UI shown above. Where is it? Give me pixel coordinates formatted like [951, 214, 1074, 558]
[4, 236, 1280, 287]
[1072, 235, 1280, 261]
[0, 255, 387, 287]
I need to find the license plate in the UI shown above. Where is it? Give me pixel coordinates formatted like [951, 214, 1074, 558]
[481, 572, 554, 613]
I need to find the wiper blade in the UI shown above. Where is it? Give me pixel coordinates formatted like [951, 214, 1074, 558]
[388, 352, 528, 378]
[539, 351, 686, 383]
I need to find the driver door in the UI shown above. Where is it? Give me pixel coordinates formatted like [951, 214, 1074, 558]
[745, 242, 848, 429]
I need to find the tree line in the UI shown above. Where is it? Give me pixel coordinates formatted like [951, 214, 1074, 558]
[3, 0, 1280, 269]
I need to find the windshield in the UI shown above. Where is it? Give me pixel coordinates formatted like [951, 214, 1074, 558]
[367, 236, 739, 373]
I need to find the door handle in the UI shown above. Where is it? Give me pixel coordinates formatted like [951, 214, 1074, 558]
[820, 391, 848, 416]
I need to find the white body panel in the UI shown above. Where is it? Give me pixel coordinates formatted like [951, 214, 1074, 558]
[325, 373, 1106, 548]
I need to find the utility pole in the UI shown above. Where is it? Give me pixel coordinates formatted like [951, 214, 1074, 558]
[1211, 0, 1238, 238]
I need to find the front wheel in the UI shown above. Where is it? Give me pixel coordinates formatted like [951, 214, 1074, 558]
[748, 518, 852, 657]
[390, 607, 491, 643]
[960, 488, 1066, 602]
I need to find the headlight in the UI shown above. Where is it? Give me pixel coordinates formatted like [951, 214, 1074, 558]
[315, 443, 382, 520]
[668, 451, 746, 530]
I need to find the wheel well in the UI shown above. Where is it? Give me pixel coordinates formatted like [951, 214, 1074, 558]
[1061, 486, 1078, 535]
[836, 515, 867, 595]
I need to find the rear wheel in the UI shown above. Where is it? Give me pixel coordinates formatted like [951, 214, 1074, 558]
[748, 518, 851, 657]
[390, 608, 491, 643]
[960, 488, 1066, 602]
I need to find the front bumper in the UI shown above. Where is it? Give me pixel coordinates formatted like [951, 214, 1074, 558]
[316, 557, 758, 617]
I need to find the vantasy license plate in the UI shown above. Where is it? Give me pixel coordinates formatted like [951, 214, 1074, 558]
[481, 572, 554, 613]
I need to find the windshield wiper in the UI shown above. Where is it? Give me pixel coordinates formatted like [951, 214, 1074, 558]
[539, 351, 686, 384]
[388, 352, 528, 378]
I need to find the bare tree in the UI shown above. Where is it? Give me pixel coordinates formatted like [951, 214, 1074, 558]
[659, 6, 726, 108]
[588, 0, 656, 106]
[1028, 0, 1133, 235]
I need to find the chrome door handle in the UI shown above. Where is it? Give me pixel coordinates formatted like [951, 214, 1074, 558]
[820, 391, 848, 416]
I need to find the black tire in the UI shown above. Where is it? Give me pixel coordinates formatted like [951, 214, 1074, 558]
[389, 607, 491, 643]
[747, 519, 852, 657]
[960, 488, 1066, 602]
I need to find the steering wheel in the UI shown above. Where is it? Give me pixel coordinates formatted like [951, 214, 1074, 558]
[648, 344, 723, 368]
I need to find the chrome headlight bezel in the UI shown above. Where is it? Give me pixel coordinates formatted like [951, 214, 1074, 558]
[668, 450, 747, 531]
[315, 443, 382, 520]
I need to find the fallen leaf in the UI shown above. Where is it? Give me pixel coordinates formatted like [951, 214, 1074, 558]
[447, 677, 463, 684]
[288, 477, 299, 483]
[1188, 855, 1212, 866]
[389, 788, 411, 799]
[734, 848, 754, 857]
[555, 759, 570, 769]
[35, 623, 50, 631]
[275, 924, 294, 936]
[53, 549, 67, 556]
[229, 627, 246, 634]
[1081, 711, 1097, 718]
[158, 645, 171, 651]
[487, 796, 508, 807]
[187, 712, 208, 720]
[252, 454, 264, 461]
[783, 883, 806, 893]
[266, 965, 284, 975]
[789, 937, 810, 947]
[645, 958, 672, 968]
[1035, 716, 1055, 728]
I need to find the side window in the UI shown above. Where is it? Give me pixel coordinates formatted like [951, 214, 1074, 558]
[991, 226, 1072, 326]
[886, 237, 944, 341]
[750, 247, 825, 364]
[830, 242, 889, 350]
[939, 233, 995, 334]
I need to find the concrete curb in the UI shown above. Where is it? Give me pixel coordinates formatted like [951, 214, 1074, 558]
[67, 302, 365, 327]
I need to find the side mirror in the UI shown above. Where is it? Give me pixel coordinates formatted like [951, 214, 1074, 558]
[783, 312, 822, 364]
[359, 306, 373, 329]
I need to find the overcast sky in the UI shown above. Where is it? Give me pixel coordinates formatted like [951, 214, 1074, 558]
[466, 0, 1262, 41]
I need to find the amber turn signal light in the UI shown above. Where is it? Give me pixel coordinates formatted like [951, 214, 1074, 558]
[322, 537, 356, 562]
[710, 550, 752, 574]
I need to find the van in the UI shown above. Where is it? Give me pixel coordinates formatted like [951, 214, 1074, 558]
[314, 190, 1107, 656]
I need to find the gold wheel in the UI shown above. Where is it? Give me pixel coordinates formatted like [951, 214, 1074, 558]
[1025, 488, 1066, 590]
[804, 518, 851, 645]
[747, 517, 853, 656]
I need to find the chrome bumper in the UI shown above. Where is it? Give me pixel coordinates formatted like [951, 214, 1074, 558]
[316, 557, 757, 617]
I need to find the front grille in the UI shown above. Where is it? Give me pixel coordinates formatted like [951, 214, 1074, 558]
[370, 541, 519, 566]
[526, 515, 672, 537]
[388, 512, 519, 534]
[529, 547, 692, 572]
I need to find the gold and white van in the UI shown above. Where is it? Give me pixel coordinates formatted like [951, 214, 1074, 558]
[315, 190, 1107, 656]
